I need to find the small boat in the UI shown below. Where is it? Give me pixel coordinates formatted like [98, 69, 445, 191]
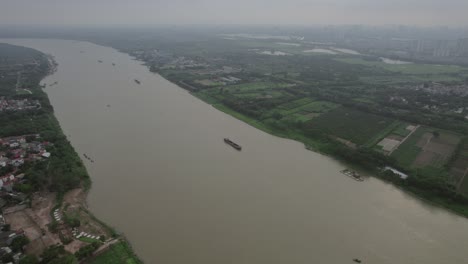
[112, 63, 116, 66]
[353, 259, 362, 263]
[98, 60, 103, 63]
[341, 169, 364, 182]
[134, 79, 141, 84]
[106, 104, 111, 107]
[224, 138, 242, 151]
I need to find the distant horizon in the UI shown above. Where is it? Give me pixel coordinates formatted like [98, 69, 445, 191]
[1, 23, 468, 29]
[2, 0, 468, 27]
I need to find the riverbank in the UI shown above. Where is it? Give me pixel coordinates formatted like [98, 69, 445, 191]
[0, 42, 141, 263]
[160, 72, 468, 220]
[39, 56, 143, 264]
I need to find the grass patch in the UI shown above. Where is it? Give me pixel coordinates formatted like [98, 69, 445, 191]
[392, 122, 413, 137]
[364, 120, 402, 147]
[90, 241, 141, 264]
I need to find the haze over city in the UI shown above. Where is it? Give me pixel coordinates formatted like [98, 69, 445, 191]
[2, 0, 468, 26]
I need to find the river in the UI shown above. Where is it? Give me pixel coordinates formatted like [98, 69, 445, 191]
[2, 39, 468, 264]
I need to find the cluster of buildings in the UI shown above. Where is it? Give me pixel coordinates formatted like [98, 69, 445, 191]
[0, 214, 26, 263]
[0, 97, 41, 112]
[413, 83, 468, 97]
[159, 56, 209, 70]
[0, 134, 51, 192]
[131, 49, 209, 70]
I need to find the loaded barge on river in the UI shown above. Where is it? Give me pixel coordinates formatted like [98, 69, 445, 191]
[341, 169, 364, 182]
[224, 138, 242, 151]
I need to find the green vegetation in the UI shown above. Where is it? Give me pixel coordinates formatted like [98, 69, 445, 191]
[391, 127, 429, 167]
[75, 241, 101, 260]
[90, 241, 142, 264]
[308, 107, 394, 145]
[19, 255, 39, 264]
[11, 236, 29, 252]
[40, 245, 77, 264]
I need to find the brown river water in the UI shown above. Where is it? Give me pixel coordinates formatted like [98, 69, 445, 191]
[2, 39, 468, 264]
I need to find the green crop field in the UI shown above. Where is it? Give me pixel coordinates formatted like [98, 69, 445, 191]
[279, 98, 315, 110]
[307, 107, 394, 145]
[391, 122, 413, 137]
[301, 101, 339, 113]
[226, 81, 290, 92]
[391, 127, 430, 168]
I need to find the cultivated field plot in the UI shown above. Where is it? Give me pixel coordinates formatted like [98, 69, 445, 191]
[277, 100, 339, 120]
[225, 81, 291, 93]
[451, 141, 468, 196]
[391, 126, 461, 169]
[197, 81, 293, 101]
[307, 107, 395, 145]
[374, 123, 418, 154]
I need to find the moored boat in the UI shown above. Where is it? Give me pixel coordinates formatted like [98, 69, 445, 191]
[340, 169, 364, 182]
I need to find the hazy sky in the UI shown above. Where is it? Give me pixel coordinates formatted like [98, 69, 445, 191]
[2, 0, 468, 26]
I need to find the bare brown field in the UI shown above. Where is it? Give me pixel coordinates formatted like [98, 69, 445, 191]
[451, 141, 468, 196]
[412, 132, 460, 168]
[3, 189, 113, 256]
[4, 193, 61, 256]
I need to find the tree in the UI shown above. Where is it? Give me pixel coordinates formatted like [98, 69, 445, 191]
[74, 241, 101, 260]
[1, 253, 13, 263]
[48, 221, 58, 233]
[271, 112, 283, 120]
[40, 245, 66, 263]
[432, 131, 440, 138]
[11, 235, 29, 252]
[19, 255, 39, 264]
[48, 255, 77, 264]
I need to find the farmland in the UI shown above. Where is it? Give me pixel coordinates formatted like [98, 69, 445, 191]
[119, 34, 468, 214]
[307, 107, 395, 145]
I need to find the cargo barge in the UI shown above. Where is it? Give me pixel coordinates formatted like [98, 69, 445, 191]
[341, 169, 364, 182]
[224, 138, 242, 151]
